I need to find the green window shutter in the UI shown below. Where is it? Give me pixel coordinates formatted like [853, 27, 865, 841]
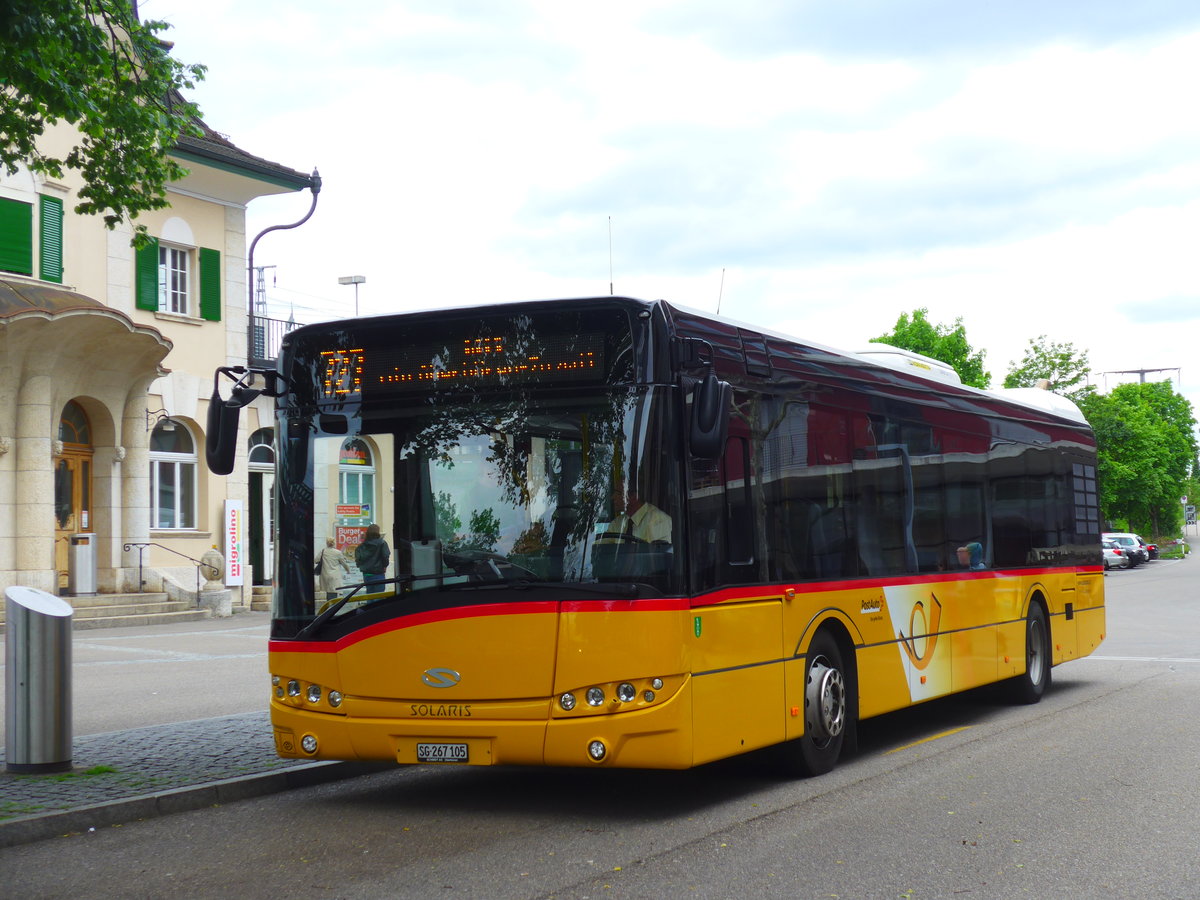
[39, 195, 63, 284]
[199, 247, 221, 321]
[135, 238, 159, 310]
[0, 197, 34, 276]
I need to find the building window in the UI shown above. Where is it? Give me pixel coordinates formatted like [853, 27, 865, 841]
[248, 428, 275, 466]
[58, 400, 92, 445]
[159, 244, 190, 314]
[339, 439, 375, 514]
[38, 194, 63, 283]
[0, 196, 33, 275]
[136, 239, 221, 321]
[0, 194, 64, 281]
[150, 419, 197, 529]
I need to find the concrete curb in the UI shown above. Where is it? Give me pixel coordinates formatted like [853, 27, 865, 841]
[0, 760, 389, 849]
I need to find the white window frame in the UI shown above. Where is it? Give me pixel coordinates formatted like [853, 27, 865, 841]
[150, 419, 198, 530]
[339, 439, 376, 514]
[248, 428, 275, 466]
[158, 244, 192, 315]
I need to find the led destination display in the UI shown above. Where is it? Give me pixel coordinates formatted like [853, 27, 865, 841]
[318, 331, 605, 400]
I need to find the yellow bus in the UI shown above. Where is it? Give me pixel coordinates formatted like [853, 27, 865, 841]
[207, 297, 1105, 776]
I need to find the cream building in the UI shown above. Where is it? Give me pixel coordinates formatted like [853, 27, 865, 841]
[0, 110, 318, 609]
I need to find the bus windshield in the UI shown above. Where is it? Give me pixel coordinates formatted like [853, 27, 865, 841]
[275, 385, 682, 636]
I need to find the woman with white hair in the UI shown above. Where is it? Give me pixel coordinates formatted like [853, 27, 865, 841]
[315, 536, 351, 598]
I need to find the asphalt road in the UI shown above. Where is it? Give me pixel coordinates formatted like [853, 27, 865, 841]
[0, 614, 270, 741]
[3, 559, 1198, 899]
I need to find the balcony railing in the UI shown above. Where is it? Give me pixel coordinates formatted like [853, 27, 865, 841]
[248, 314, 298, 367]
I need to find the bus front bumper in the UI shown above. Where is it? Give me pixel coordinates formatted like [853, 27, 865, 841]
[269, 683, 694, 770]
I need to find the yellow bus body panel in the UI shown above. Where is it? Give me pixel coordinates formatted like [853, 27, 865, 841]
[268, 567, 1104, 769]
[688, 597, 785, 765]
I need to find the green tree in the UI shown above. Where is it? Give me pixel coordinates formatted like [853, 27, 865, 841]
[434, 491, 462, 546]
[1078, 381, 1198, 536]
[870, 308, 991, 388]
[1, 0, 206, 244]
[1003, 335, 1094, 401]
[464, 508, 501, 552]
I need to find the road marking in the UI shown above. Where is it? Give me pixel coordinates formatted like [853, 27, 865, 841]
[1087, 655, 1200, 664]
[886, 726, 971, 754]
[69, 653, 264, 667]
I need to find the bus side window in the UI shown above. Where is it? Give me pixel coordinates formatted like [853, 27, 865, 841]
[687, 453, 722, 590]
[725, 435, 754, 567]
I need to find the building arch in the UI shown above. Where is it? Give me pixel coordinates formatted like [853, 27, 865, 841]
[52, 396, 124, 591]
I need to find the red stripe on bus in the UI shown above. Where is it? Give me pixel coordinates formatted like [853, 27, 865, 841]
[274, 565, 1103, 652]
[271, 600, 559, 653]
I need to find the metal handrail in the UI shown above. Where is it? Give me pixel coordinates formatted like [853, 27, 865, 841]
[122, 542, 220, 606]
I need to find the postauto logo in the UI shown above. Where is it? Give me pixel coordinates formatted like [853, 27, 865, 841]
[421, 667, 461, 688]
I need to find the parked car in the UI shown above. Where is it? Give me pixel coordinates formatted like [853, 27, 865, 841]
[1140, 537, 1158, 559]
[1102, 539, 1130, 570]
[1102, 533, 1146, 566]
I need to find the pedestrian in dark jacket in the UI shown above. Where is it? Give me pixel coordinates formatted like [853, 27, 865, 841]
[355, 524, 390, 587]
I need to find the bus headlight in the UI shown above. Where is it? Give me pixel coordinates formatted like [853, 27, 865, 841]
[559, 692, 577, 711]
[617, 682, 636, 702]
[586, 687, 605, 707]
[588, 740, 607, 761]
[301, 734, 318, 754]
[273, 675, 345, 714]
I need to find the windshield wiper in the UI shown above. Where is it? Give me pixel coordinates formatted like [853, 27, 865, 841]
[295, 572, 647, 640]
[441, 578, 640, 598]
[293, 573, 443, 640]
[513, 580, 641, 597]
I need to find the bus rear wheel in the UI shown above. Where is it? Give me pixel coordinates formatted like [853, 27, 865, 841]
[794, 630, 850, 776]
[1009, 602, 1051, 704]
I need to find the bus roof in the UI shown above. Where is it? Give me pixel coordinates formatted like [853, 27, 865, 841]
[284, 295, 1088, 426]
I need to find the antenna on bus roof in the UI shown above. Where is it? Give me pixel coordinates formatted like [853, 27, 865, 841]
[717, 268, 725, 315]
[608, 216, 614, 296]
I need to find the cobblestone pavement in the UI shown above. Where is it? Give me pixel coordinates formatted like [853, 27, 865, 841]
[0, 711, 380, 848]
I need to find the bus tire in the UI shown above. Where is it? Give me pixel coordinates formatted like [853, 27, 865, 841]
[794, 630, 850, 776]
[1009, 601, 1051, 704]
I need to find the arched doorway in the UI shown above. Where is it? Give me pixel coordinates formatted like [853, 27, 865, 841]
[54, 400, 94, 589]
[248, 428, 275, 585]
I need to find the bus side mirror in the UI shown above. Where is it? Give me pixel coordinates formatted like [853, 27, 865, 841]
[690, 372, 731, 459]
[206, 383, 261, 475]
[206, 389, 239, 475]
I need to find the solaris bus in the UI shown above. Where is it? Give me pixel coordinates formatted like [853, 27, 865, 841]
[206, 296, 1104, 776]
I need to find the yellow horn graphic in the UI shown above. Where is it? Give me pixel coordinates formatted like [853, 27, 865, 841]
[899, 593, 942, 670]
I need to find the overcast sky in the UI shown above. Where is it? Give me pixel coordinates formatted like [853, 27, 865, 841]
[143, 0, 1200, 414]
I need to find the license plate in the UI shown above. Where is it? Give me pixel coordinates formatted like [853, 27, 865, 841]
[417, 742, 469, 763]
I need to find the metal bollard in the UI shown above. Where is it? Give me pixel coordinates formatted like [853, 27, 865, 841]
[4, 586, 73, 773]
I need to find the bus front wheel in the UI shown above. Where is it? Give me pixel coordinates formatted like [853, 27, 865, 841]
[1009, 602, 1051, 704]
[794, 630, 850, 776]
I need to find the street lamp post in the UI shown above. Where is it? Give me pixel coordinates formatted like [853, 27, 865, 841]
[338, 275, 365, 317]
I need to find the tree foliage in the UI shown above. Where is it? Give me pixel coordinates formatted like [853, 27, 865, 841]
[0, 0, 206, 244]
[870, 308, 991, 389]
[1003, 335, 1094, 401]
[1078, 381, 1198, 536]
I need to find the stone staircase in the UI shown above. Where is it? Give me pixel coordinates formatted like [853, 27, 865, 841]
[0, 592, 212, 634]
[250, 584, 272, 612]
